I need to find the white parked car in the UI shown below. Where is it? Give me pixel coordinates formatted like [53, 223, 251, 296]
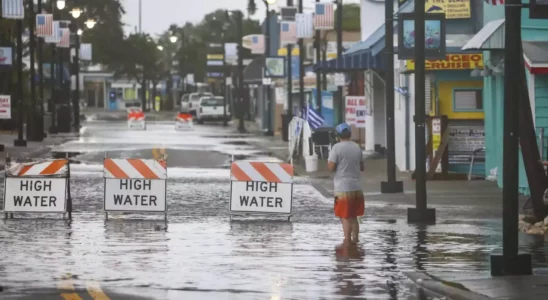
[186, 92, 213, 116]
[196, 96, 229, 124]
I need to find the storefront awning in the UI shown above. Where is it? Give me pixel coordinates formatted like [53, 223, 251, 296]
[313, 50, 383, 73]
[461, 19, 505, 51]
[243, 57, 264, 84]
[523, 41, 548, 75]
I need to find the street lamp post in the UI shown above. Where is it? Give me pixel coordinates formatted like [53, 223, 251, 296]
[27, 0, 38, 141]
[70, 7, 83, 132]
[14, 16, 26, 147]
[335, 0, 343, 124]
[263, 0, 276, 136]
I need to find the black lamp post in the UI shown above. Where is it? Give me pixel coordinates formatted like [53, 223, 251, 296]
[263, 0, 276, 136]
[70, 7, 83, 132]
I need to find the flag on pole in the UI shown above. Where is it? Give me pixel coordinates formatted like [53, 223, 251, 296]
[36, 14, 54, 37]
[1, 0, 24, 19]
[484, 0, 504, 4]
[296, 13, 314, 38]
[45, 21, 61, 43]
[57, 28, 70, 48]
[314, 2, 334, 30]
[302, 105, 324, 130]
[280, 21, 297, 45]
[250, 34, 265, 54]
[80, 43, 92, 61]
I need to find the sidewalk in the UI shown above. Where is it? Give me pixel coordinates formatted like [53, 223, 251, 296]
[0, 132, 78, 166]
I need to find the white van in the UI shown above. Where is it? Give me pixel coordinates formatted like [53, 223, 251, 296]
[196, 96, 229, 124]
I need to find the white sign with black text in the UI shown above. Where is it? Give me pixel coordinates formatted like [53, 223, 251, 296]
[0, 95, 11, 119]
[230, 181, 292, 214]
[3, 178, 67, 212]
[104, 179, 166, 212]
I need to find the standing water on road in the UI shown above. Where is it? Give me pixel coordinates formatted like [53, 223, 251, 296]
[1, 121, 547, 299]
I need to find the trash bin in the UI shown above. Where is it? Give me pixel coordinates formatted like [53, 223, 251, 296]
[305, 155, 318, 172]
[281, 113, 291, 142]
[56, 104, 71, 133]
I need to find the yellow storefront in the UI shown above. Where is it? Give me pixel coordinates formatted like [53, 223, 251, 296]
[406, 53, 485, 175]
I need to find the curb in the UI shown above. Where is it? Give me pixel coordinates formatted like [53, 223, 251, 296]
[404, 272, 492, 300]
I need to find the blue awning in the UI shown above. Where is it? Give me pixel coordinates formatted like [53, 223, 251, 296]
[344, 0, 415, 56]
[313, 50, 383, 73]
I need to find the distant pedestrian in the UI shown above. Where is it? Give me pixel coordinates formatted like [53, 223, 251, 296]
[328, 123, 365, 245]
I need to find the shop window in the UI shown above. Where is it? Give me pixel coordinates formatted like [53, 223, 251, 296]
[453, 89, 483, 112]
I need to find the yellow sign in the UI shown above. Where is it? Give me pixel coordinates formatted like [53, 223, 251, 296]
[277, 47, 299, 56]
[426, 0, 471, 19]
[207, 54, 224, 60]
[405, 54, 483, 71]
[152, 148, 167, 160]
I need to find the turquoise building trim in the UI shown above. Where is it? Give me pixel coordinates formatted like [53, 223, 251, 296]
[482, 2, 548, 194]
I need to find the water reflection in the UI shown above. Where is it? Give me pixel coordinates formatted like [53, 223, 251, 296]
[413, 226, 429, 271]
[382, 230, 399, 299]
[333, 243, 366, 297]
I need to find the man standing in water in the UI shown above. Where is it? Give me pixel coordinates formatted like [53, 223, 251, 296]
[328, 123, 365, 244]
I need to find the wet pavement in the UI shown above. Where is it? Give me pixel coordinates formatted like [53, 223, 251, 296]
[1, 120, 548, 299]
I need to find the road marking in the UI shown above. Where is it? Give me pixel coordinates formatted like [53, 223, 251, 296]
[86, 281, 111, 300]
[61, 293, 84, 300]
[58, 274, 76, 291]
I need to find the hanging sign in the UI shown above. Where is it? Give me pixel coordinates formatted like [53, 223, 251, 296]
[425, 0, 471, 19]
[334, 73, 345, 86]
[345, 96, 366, 128]
[0, 47, 13, 66]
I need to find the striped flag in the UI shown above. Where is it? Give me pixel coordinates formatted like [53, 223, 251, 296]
[79, 43, 92, 61]
[57, 28, 70, 48]
[250, 34, 265, 54]
[314, 2, 334, 30]
[36, 14, 54, 37]
[302, 105, 324, 130]
[296, 13, 314, 38]
[45, 21, 61, 43]
[280, 21, 297, 46]
[484, 0, 504, 4]
[1, 0, 24, 19]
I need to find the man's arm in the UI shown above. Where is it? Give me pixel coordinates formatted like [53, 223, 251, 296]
[327, 147, 338, 172]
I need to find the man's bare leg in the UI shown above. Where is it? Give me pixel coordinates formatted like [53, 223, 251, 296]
[350, 218, 359, 243]
[341, 218, 352, 244]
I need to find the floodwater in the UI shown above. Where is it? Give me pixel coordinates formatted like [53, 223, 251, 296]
[1, 121, 547, 299]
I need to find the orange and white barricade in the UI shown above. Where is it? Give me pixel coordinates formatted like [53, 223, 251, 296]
[3, 158, 71, 218]
[175, 112, 193, 130]
[103, 156, 167, 219]
[229, 161, 294, 220]
[127, 108, 146, 130]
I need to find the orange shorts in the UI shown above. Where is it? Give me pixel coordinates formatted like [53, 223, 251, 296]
[334, 190, 365, 218]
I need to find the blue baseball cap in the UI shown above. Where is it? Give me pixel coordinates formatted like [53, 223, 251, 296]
[336, 123, 351, 134]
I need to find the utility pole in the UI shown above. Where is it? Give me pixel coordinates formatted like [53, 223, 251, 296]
[335, 0, 343, 124]
[286, 0, 294, 117]
[49, 44, 57, 133]
[236, 11, 246, 133]
[315, 0, 322, 116]
[380, 0, 403, 193]
[139, 0, 142, 33]
[28, 0, 38, 141]
[407, 0, 435, 223]
[298, 0, 305, 113]
[490, 0, 532, 276]
[37, 0, 45, 141]
[264, 1, 273, 135]
[14, 19, 26, 147]
[71, 24, 81, 131]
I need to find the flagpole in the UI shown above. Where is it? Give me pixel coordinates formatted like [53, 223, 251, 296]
[298, 0, 305, 115]
[37, 0, 45, 140]
[14, 18, 26, 147]
[28, 0, 38, 141]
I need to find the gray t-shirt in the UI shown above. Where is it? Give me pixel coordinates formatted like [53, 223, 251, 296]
[328, 141, 363, 193]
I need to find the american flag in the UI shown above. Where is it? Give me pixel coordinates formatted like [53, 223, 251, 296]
[57, 28, 70, 48]
[79, 43, 92, 61]
[36, 14, 54, 37]
[250, 34, 265, 54]
[302, 105, 324, 130]
[1, 0, 24, 19]
[45, 21, 61, 43]
[314, 2, 334, 30]
[280, 21, 297, 46]
[296, 13, 314, 38]
[484, 0, 504, 4]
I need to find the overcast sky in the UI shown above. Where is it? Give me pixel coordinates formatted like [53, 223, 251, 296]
[121, 0, 360, 36]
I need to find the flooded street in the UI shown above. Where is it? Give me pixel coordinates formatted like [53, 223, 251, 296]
[1, 121, 548, 299]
